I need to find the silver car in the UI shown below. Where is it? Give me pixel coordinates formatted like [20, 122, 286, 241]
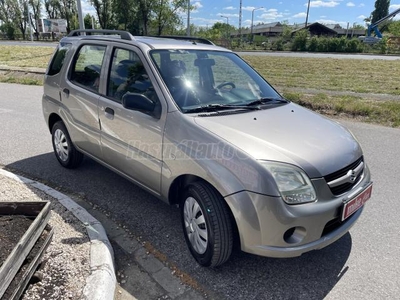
[42, 30, 373, 267]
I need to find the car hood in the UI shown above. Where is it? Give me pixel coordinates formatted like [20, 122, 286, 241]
[194, 103, 362, 178]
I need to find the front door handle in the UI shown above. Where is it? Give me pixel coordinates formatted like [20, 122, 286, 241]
[105, 107, 114, 115]
[62, 88, 69, 97]
[105, 107, 114, 120]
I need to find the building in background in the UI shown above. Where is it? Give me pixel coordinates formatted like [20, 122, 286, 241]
[233, 22, 366, 40]
[38, 19, 67, 33]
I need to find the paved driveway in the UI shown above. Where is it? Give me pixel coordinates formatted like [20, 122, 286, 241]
[0, 83, 399, 299]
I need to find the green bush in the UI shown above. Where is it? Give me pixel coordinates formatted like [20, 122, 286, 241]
[317, 37, 329, 52]
[304, 36, 363, 53]
[308, 37, 318, 52]
[275, 38, 284, 51]
[327, 38, 340, 52]
[379, 37, 388, 54]
[345, 38, 363, 53]
[337, 37, 347, 52]
[291, 30, 308, 51]
[0, 23, 16, 40]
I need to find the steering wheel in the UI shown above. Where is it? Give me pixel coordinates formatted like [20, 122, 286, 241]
[216, 82, 236, 90]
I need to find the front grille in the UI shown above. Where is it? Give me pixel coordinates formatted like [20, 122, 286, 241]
[321, 216, 350, 237]
[324, 156, 364, 196]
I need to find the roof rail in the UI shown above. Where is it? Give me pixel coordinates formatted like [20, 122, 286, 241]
[68, 29, 134, 41]
[149, 35, 214, 45]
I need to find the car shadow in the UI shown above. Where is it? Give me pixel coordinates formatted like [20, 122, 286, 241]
[210, 234, 352, 299]
[6, 153, 353, 300]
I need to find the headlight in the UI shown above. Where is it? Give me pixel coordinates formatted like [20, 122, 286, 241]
[261, 162, 316, 204]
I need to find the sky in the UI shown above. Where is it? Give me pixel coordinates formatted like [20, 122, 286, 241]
[80, 0, 400, 29]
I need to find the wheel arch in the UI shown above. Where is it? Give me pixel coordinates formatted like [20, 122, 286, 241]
[168, 174, 207, 205]
[168, 174, 241, 249]
[48, 113, 63, 133]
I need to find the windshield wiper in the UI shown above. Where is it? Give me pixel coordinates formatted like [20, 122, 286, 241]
[246, 97, 288, 106]
[184, 103, 261, 113]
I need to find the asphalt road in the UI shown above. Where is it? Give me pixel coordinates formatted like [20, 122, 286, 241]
[1, 83, 399, 299]
[1, 40, 399, 60]
[0, 41, 57, 47]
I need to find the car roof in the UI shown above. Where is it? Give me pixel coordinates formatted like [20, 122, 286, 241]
[61, 29, 230, 52]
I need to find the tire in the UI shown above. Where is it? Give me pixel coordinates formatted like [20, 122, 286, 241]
[51, 121, 83, 169]
[180, 182, 233, 267]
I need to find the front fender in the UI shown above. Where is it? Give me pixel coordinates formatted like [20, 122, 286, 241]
[160, 112, 280, 201]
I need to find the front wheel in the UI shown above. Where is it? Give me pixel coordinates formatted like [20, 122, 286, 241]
[180, 182, 233, 267]
[51, 121, 83, 169]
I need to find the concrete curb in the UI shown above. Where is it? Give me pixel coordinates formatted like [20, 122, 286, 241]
[0, 169, 116, 300]
[0, 65, 46, 74]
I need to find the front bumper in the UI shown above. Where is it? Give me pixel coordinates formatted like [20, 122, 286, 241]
[225, 165, 371, 258]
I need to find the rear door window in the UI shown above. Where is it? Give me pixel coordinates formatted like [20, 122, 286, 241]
[47, 42, 71, 76]
[70, 45, 106, 93]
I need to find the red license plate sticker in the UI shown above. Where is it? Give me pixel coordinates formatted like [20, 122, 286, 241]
[342, 184, 373, 221]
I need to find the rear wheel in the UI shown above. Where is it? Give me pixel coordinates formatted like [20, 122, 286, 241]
[51, 121, 83, 169]
[180, 182, 233, 267]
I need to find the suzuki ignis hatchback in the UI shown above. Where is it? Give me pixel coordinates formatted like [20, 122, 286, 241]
[43, 30, 372, 267]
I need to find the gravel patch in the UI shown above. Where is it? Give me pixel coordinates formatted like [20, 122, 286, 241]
[0, 175, 90, 299]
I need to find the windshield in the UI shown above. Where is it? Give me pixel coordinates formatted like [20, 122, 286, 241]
[150, 50, 284, 112]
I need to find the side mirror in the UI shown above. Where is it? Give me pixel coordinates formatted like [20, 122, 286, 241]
[122, 92, 155, 113]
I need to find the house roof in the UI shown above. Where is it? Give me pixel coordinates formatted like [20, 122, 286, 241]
[253, 22, 282, 29]
[291, 22, 338, 35]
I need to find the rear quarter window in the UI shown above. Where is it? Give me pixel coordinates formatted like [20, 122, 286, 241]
[47, 43, 71, 76]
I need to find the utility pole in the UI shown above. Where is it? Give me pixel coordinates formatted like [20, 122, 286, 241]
[239, 0, 242, 45]
[187, 0, 191, 36]
[28, 13, 33, 41]
[25, 1, 33, 41]
[76, 0, 85, 30]
[221, 15, 229, 39]
[251, 7, 263, 43]
[305, 0, 311, 27]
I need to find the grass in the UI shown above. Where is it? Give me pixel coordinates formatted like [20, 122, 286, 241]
[1, 46, 400, 96]
[0, 75, 43, 85]
[243, 56, 400, 96]
[283, 92, 400, 127]
[0, 46, 54, 68]
[0, 45, 399, 127]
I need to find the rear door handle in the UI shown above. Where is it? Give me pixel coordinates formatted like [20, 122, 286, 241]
[62, 88, 69, 96]
[105, 107, 114, 120]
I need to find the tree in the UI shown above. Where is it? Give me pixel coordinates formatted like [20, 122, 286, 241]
[281, 24, 292, 41]
[388, 20, 400, 36]
[84, 13, 93, 29]
[59, 0, 77, 32]
[29, 0, 42, 39]
[138, 0, 150, 35]
[152, 0, 187, 36]
[113, 0, 139, 32]
[209, 22, 236, 39]
[114, 0, 133, 30]
[352, 24, 366, 30]
[0, 22, 17, 39]
[371, 0, 390, 24]
[0, 0, 17, 39]
[90, 0, 115, 29]
[0, 0, 29, 40]
[44, 0, 61, 19]
[291, 29, 308, 51]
